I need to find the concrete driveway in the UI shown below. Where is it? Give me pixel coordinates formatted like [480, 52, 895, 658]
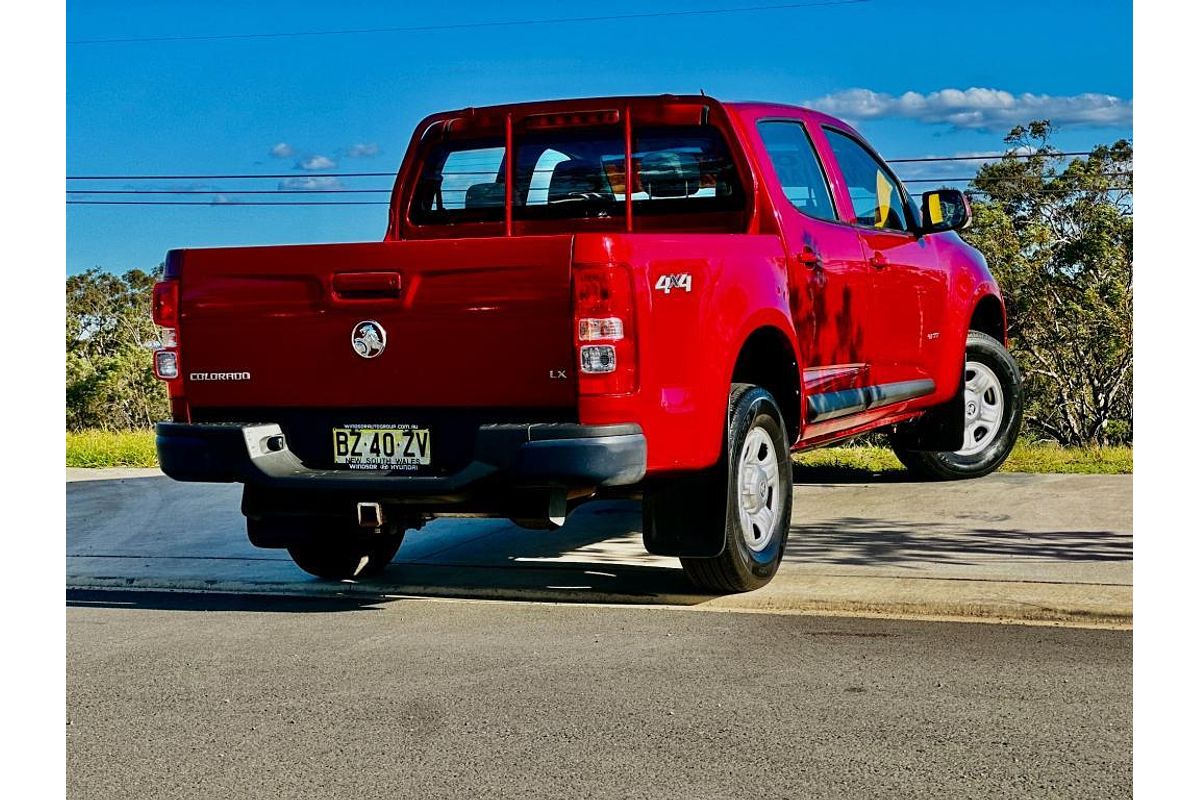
[66, 468, 1132, 626]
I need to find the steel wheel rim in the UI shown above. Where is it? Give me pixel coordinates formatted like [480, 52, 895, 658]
[958, 360, 1005, 456]
[737, 426, 781, 552]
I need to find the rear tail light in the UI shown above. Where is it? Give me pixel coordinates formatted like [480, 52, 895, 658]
[573, 264, 637, 394]
[151, 280, 179, 327]
[151, 278, 182, 386]
[577, 317, 624, 341]
[152, 261, 189, 420]
[153, 349, 179, 380]
[580, 345, 617, 373]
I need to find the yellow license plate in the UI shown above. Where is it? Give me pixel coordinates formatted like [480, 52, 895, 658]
[332, 426, 431, 470]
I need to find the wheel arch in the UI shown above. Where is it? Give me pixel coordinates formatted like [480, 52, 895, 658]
[968, 293, 1007, 346]
[729, 324, 802, 444]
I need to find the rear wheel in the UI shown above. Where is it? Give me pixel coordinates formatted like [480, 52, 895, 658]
[892, 331, 1022, 480]
[678, 383, 793, 593]
[286, 533, 403, 581]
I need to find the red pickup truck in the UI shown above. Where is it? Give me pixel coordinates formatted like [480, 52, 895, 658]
[152, 95, 1021, 592]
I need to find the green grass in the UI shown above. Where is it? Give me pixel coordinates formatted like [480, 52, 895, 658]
[66, 429, 1132, 475]
[793, 442, 1132, 476]
[66, 429, 158, 468]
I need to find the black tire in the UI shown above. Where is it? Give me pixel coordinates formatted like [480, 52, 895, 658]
[892, 331, 1022, 481]
[287, 534, 403, 581]
[679, 383, 793, 593]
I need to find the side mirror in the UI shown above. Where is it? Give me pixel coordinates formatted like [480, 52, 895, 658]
[920, 188, 972, 234]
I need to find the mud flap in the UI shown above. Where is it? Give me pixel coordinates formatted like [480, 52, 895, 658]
[641, 470, 728, 558]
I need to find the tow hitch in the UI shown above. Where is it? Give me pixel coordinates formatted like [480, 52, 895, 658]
[357, 502, 385, 529]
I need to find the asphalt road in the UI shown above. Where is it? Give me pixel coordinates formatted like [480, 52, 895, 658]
[67, 591, 1131, 800]
[67, 469, 1132, 624]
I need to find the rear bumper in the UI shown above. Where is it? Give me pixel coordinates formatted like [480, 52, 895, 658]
[155, 421, 647, 500]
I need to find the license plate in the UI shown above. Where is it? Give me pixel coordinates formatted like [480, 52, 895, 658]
[332, 425, 430, 470]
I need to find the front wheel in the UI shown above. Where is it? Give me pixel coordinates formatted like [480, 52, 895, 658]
[678, 383, 793, 593]
[892, 331, 1023, 480]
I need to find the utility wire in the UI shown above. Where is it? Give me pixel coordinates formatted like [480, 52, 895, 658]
[65, 151, 1124, 182]
[65, 173, 1132, 195]
[900, 172, 1131, 185]
[68, 1, 869, 45]
[889, 150, 1101, 163]
[67, 187, 1133, 206]
[67, 200, 390, 206]
[66, 171, 396, 180]
[65, 189, 393, 195]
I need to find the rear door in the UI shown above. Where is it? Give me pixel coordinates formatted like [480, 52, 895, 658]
[820, 126, 949, 386]
[753, 119, 875, 425]
[177, 237, 577, 411]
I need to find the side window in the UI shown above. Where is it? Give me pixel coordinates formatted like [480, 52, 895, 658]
[756, 121, 837, 222]
[415, 145, 507, 216]
[824, 128, 910, 232]
[440, 147, 505, 210]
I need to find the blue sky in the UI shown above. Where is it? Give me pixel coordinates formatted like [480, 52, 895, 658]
[66, 0, 1132, 274]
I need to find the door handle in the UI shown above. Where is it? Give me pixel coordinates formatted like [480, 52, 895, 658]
[331, 271, 402, 301]
[797, 246, 822, 269]
[869, 252, 889, 269]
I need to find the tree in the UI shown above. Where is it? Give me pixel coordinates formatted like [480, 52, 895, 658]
[963, 121, 1132, 445]
[66, 267, 169, 430]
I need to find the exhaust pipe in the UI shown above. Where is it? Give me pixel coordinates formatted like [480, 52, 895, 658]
[357, 502, 385, 529]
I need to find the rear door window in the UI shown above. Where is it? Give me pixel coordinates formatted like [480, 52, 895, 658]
[756, 121, 837, 222]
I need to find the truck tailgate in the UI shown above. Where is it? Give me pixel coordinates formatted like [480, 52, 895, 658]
[176, 236, 576, 410]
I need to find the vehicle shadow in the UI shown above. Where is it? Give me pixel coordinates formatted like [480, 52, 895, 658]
[66, 587, 393, 613]
[380, 500, 702, 602]
[784, 517, 1132, 567]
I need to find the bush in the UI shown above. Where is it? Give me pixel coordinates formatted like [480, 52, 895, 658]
[66, 267, 169, 430]
[963, 122, 1132, 446]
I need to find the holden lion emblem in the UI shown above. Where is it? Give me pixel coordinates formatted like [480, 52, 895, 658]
[351, 320, 387, 359]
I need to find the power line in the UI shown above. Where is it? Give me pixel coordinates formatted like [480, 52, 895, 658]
[66, 171, 396, 181]
[890, 150, 1099, 163]
[67, 188, 1133, 207]
[64, 172, 1132, 196]
[900, 172, 1130, 185]
[65, 150, 1127, 183]
[66, 189, 393, 195]
[962, 187, 1131, 196]
[68, 1, 869, 45]
[67, 200, 389, 206]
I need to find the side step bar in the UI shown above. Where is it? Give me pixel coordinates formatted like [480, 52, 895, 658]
[807, 379, 935, 423]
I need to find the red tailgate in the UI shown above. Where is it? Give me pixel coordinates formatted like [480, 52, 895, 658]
[176, 236, 576, 410]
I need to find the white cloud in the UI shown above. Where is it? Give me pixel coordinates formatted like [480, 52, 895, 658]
[346, 143, 380, 158]
[806, 87, 1132, 131]
[269, 142, 294, 158]
[298, 154, 336, 170]
[278, 176, 343, 190]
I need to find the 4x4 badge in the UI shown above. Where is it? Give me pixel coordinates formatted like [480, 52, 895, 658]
[352, 320, 387, 359]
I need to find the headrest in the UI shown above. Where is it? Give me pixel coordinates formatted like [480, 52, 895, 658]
[639, 151, 702, 198]
[464, 182, 505, 208]
[548, 160, 605, 202]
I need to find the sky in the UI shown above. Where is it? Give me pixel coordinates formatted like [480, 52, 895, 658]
[66, 0, 1133, 274]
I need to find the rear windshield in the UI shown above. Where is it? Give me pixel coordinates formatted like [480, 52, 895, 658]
[409, 125, 744, 225]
